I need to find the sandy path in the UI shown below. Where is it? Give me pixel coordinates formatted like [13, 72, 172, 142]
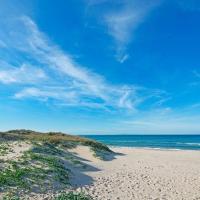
[73, 147, 200, 200]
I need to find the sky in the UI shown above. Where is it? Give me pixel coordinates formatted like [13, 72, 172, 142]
[0, 0, 200, 134]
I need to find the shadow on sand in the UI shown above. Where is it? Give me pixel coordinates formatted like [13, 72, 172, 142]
[68, 150, 125, 187]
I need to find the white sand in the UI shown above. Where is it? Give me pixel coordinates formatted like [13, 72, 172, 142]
[0, 141, 31, 161]
[72, 147, 200, 200]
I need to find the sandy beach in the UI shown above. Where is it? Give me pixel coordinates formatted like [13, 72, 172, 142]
[70, 146, 200, 200]
[1, 137, 200, 200]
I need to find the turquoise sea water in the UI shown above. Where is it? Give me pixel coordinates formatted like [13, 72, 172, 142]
[83, 135, 200, 150]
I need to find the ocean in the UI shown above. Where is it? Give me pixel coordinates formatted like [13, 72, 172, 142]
[83, 135, 200, 150]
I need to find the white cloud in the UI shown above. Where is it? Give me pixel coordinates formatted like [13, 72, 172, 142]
[14, 87, 77, 102]
[104, 0, 161, 62]
[0, 16, 167, 111]
[14, 86, 111, 109]
[0, 63, 47, 84]
[118, 54, 129, 63]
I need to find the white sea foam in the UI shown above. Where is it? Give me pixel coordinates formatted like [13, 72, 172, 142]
[177, 142, 200, 146]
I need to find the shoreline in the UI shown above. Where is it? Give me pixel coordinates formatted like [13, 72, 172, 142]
[109, 145, 200, 151]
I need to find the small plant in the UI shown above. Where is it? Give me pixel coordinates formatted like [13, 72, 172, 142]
[55, 192, 91, 200]
[3, 193, 20, 200]
[0, 143, 11, 156]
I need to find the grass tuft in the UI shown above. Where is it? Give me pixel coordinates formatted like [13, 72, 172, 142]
[54, 191, 91, 200]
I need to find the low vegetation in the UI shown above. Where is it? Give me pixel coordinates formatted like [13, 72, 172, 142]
[0, 129, 112, 199]
[54, 192, 91, 200]
[0, 143, 11, 156]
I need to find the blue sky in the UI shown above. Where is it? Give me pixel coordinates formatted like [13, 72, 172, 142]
[1, 0, 200, 134]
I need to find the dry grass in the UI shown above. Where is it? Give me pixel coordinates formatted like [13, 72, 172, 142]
[0, 130, 111, 153]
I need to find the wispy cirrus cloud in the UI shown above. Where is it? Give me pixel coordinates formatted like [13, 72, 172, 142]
[103, 0, 161, 63]
[0, 16, 167, 111]
[14, 87, 78, 103]
[0, 63, 47, 84]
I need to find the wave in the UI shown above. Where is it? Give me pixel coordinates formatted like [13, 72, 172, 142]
[176, 142, 200, 146]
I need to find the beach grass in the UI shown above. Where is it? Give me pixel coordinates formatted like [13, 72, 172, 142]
[0, 129, 111, 154]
